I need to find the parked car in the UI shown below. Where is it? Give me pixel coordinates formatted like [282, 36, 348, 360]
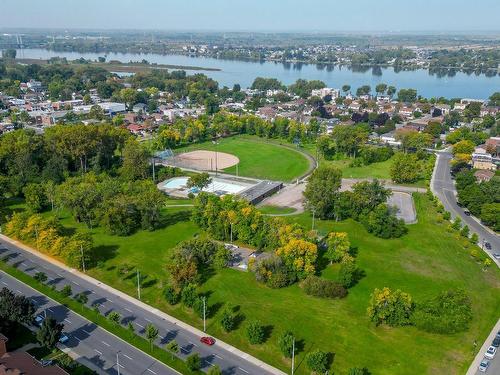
[493, 253, 500, 260]
[493, 333, 500, 348]
[485, 242, 492, 250]
[479, 359, 490, 372]
[464, 210, 471, 216]
[59, 333, 70, 344]
[34, 315, 45, 327]
[485, 346, 497, 359]
[200, 336, 215, 346]
[41, 359, 53, 367]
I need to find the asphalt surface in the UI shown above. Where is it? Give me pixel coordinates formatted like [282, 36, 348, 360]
[0, 271, 178, 375]
[0, 240, 276, 375]
[432, 152, 500, 264]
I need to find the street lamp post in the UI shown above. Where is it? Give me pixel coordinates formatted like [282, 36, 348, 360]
[291, 337, 295, 375]
[80, 244, 86, 273]
[137, 270, 141, 300]
[311, 208, 316, 231]
[202, 296, 206, 332]
[116, 351, 121, 375]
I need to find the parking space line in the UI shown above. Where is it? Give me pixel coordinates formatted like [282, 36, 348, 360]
[123, 354, 133, 360]
[94, 349, 102, 355]
[101, 341, 111, 347]
[239, 367, 249, 374]
[146, 369, 157, 374]
[64, 318, 72, 324]
[136, 323, 144, 328]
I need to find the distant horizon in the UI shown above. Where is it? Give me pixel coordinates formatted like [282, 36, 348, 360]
[1, 0, 499, 33]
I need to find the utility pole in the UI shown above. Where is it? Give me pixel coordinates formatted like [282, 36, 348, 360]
[202, 296, 206, 332]
[137, 270, 141, 300]
[291, 337, 295, 375]
[80, 244, 86, 273]
[116, 351, 120, 375]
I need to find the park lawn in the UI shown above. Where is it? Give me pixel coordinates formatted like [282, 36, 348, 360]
[257, 205, 297, 215]
[176, 135, 310, 182]
[17, 195, 500, 374]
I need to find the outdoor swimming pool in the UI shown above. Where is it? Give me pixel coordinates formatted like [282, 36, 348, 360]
[161, 176, 250, 195]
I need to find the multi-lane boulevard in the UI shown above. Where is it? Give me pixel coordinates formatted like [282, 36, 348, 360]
[0, 238, 283, 375]
[0, 271, 179, 375]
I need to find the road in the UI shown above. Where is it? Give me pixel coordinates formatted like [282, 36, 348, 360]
[0, 239, 282, 375]
[467, 319, 500, 375]
[0, 271, 178, 375]
[431, 152, 500, 265]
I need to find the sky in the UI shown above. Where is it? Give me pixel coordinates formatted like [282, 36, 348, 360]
[1, 0, 499, 32]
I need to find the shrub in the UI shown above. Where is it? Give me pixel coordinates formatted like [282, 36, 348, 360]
[181, 284, 198, 308]
[443, 211, 451, 220]
[367, 287, 413, 326]
[246, 320, 265, 344]
[60, 285, 72, 297]
[254, 256, 296, 288]
[107, 311, 121, 325]
[412, 289, 472, 334]
[362, 204, 407, 239]
[164, 285, 179, 305]
[186, 353, 201, 371]
[277, 330, 294, 358]
[207, 365, 222, 375]
[219, 306, 236, 332]
[34, 272, 47, 283]
[460, 225, 470, 238]
[305, 349, 329, 373]
[302, 275, 347, 299]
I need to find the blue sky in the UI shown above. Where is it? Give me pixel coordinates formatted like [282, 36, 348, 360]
[1, 0, 499, 32]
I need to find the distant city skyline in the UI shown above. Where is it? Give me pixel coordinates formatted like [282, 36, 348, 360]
[1, 0, 499, 32]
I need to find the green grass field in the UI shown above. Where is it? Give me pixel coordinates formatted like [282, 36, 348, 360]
[321, 156, 393, 179]
[258, 205, 297, 215]
[24, 194, 499, 375]
[176, 135, 311, 182]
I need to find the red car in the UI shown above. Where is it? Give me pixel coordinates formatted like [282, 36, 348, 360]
[200, 336, 215, 346]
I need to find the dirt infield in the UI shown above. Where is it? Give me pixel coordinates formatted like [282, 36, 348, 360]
[175, 150, 239, 171]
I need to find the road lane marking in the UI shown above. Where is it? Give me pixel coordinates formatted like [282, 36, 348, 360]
[188, 341, 198, 347]
[47, 308, 54, 313]
[136, 323, 144, 328]
[82, 329, 92, 335]
[94, 349, 102, 355]
[107, 298, 114, 303]
[101, 341, 111, 347]
[214, 354, 223, 359]
[146, 369, 157, 374]
[21, 262, 27, 267]
[125, 308, 132, 313]
[123, 354, 133, 360]
[180, 347, 189, 353]
[145, 318, 152, 323]
[238, 367, 249, 374]
[64, 318, 72, 324]
[1, 281, 8, 285]
[16, 290, 23, 294]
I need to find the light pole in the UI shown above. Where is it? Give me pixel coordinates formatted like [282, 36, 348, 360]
[212, 138, 219, 176]
[116, 351, 121, 375]
[137, 270, 141, 300]
[80, 244, 86, 273]
[202, 296, 206, 332]
[291, 337, 295, 375]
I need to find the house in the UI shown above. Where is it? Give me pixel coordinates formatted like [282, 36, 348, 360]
[380, 130, 402, 147]
[474, 169, 495, 182]
[311, 88, 340, 100]
[0, 333, 68, 375]
[485, 137, 500, 156]
[471, 152, 496, 171]
[132, 103, 147, 114]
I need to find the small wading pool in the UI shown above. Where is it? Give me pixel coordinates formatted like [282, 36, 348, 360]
[162, 177, 249, 195]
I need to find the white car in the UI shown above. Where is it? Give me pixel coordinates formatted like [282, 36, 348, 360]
[59, 333, 69, 344]
[479, 359, 490, 372]
[34, 315, 45, 327]
[485, 345, 497, 359]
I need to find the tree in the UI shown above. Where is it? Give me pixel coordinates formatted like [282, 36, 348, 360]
[1, 49, 16, 59]
[23, 183, 48, 213]
[387, 86, 396, 98]
[375, 83, 387, 95]
[219, 306, 236, 332]
[303, 165, 342, 219]
[480, 203, 500, 231]
[181, 284, 198, 308]
[276, 238, 318, 277]
[397, 88, 417, 103]
[145, 323, 159, 351]
[363, 204, 407, 239]
[305, 349, 329, 373]
[342, 85, 351, 95]
[452, 140, 475, 156]
[390, 153, 421, 184]
[34, 272, 48, 283]
[165, 340, 179, 359]
[165, 285, 180, 305]
[186, 172, 212, 190]
[60, 285, 72, 297]
[36, 317, 63, 349]
[367, 287, 414, 326]
[460, 225, 470, 238]
[74, 293, 88, 305]
[119, 88, 137, 109]
[120, 138, 150, 181]
[186, 353, 201, 371]
[0, 287, 35, 332]
[325, 232, 350, 263]
[246, 320, 265, 344]
[331, 124, 369, 157]
[107, 311, 121, 325]
[277, 330, 294, 358]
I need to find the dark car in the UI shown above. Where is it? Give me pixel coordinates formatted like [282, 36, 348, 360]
[485, 242, 492, 250]
[464, 210, 471, 216]
[492, 334, 500, 348]
[200, 336, 215, 346]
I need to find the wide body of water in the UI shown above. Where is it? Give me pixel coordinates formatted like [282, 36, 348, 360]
[14, 48, 500, 99]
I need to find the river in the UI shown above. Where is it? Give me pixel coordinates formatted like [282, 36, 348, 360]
[14, 48, 500, 99]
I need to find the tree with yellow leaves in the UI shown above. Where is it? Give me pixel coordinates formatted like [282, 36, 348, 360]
[276, 239, 317, 278]
[367, 287, 413, 326]
[325, 232, 350, 264]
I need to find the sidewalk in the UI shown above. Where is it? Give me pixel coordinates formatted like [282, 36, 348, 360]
[0, 234, 286, 375]
[466, 318, 500, 375]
